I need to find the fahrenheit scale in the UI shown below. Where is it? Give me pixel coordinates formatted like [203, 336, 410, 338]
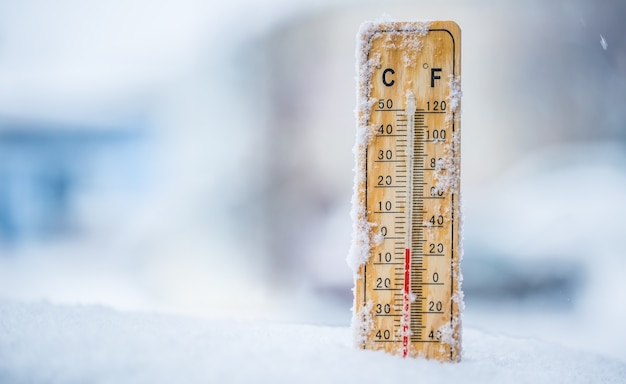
[352, 21, 462, 361]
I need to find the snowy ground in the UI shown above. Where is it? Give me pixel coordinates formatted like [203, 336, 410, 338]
[1, 300, 625, 383]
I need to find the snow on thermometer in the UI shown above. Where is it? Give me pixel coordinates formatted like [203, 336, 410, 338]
[349, 20, 462, 361]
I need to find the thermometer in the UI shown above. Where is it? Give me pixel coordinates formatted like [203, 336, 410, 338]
[351, 20, 462, 361]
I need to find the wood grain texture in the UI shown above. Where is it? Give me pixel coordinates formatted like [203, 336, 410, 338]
[354, 21, 461, 361]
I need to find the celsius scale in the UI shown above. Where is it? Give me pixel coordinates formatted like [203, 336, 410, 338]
[352, 20, 462, 361]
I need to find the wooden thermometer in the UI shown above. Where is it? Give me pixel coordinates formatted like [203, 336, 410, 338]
[351, 20, 462, 361]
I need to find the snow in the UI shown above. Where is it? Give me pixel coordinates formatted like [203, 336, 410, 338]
[346, 21, 379, 275]
[1, 300, 624, 383]
[350, 299, 373, 347]
[348, 19, 434, 276]
[600, 34, 608, 50]
[447, 75, 462, 115]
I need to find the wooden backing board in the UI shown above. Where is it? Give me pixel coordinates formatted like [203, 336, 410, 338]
[353, 20, 462, 361]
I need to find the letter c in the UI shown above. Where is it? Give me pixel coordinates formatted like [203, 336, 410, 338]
[382, 68, 395, 87]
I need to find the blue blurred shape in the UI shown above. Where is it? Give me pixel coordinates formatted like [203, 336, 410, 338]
[0, 121, 147, 245]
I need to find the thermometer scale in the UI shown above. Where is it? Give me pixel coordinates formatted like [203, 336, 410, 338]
[351, 20, 462, 361]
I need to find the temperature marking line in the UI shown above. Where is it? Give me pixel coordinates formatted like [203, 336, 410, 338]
[408, 340, 442, 343]
[412, 311, 444, 314]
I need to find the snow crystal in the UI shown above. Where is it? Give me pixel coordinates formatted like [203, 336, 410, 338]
[347, 190, 374, 274]
[600, 34, 608, 50]
[350, 299, 373, 347]
[437, 317, 461, 358]
[372, 230, 384, 246]
[348, 18, 432, 276]
[447, 75, 462, 115]
[453, 194, 465, 313]
[433, 132, 461, 194]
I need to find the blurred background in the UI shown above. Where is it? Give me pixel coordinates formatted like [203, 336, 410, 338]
[0, 0, 625, 361]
